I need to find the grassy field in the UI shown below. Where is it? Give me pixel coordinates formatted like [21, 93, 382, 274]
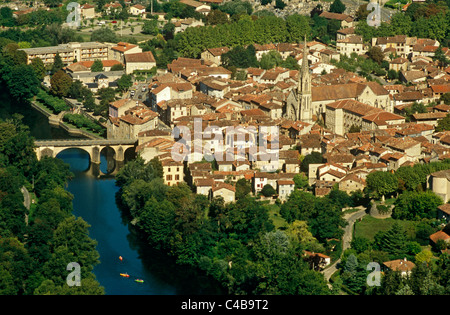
[264, 203, 289, 230]
[354, 215, 416, 241]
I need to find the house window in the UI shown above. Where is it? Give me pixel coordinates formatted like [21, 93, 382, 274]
[166, 175, 172, 181]
[175, 175, 179, 180]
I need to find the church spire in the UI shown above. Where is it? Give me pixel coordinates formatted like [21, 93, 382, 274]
[298, 35, 309, 94]
[301, 35, 308, 75]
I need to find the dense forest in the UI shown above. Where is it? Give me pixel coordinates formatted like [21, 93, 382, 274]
[0, 114, 103, 294]
[115, 157, 336, 294]
[114, 153, 450, 295]
[0, 22, 103, 293]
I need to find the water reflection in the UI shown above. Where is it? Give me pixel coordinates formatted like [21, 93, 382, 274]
[55, 148, 124, 179]
[57, 148, 225, 295]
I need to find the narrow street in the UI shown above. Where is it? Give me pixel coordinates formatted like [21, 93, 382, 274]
[322, 208, 367, 286]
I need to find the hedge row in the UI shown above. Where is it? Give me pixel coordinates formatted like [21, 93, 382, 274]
[63, 113, 104, 134]
[36, 89, 70, 114]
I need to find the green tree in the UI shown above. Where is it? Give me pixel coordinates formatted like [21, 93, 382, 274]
[300, 151, 324, 173]
[50, 70, 73, 97]
[280, 190, 317, 223]
[115, 156, 163, 188]
[392, 190, 442, 220]
[259, 51, 283, 69]
[52, 216, 100, 275]
[367, 46, 384, 65]
[433, 46, 450, 69]
[435, 113, 450, 132]
[309, 197, 346, 241]
[221, 45, 258, 68]
[90, 28, 118, 43]
[235, 178, 251, 200]
[293, 173, 308, 190]
[51, 53, 64, 75]
[4, 64, 39, 102]
[329, 0, 346, 14]
[30, 58, 46, 81]
[139, 197, 176, 249]
[205, 9, 229, 25]
[441, 93, 450, 105]
[365, 171, 398, 199]
[110, 63, 124, 71]
[116, 74, 133, 92]
[387, 69, 399, 81]
[90, 60, 104, 72]
[142, 19, 159, 35]
[390, 13, 413, 35]
[274, 0, 286, 10]
[373, 222, 408, 259]
[260, 184, 276, 197]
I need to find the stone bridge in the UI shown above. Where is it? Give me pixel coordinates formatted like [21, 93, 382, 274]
[34, 138, 137, 164]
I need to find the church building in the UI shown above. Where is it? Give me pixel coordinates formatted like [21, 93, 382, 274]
[285, 38, 392, 123]
[285, 37, 313, 123]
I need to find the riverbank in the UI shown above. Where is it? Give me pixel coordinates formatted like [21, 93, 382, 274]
[30, 100, 104, 140]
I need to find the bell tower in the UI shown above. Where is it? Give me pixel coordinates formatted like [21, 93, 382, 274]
[297, 36, 312, 123]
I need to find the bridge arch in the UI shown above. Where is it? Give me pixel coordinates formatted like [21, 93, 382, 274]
[35, 139, 137, 166]
[100, 146, 117, 174]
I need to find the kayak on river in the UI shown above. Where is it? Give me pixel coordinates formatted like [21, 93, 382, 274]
[120, 273, 130, 278]
[135, 279, 144, 283]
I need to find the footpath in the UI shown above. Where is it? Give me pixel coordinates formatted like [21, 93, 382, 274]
[321, 208, 367, 286]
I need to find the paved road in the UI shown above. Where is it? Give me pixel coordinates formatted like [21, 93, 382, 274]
[322, 208, 367, 285]
[21, 186, 30, 226]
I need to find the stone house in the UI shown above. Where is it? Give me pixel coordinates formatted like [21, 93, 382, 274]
[336, 35, 366, 57]
[338, 173, 365, 193]
[109, 98, 143, 118]
[69, 70, 124, 92]
[124, 51, 156, 75]
[319, 11, 354, 28]
[383, 137, 421, 161]
[150, 82, 194, 110]
[200, 47, 230, 66]
[336, 27, 355, 41]
[211, 182, 235, 203]
[277, 179, 295, 201]
[161, 158, 184, 186]
[389, 57, 409, 72]
[437, 204, 450, 222]
[107, 104, 158, 140]
[194, 178, 215, 196]
[173, 18, 204, 34]
[80, 4, 96, 19]
[129, 4, 146, 16]
[104, 2, 122, 15]
[383, 258, 415, 277]
[198, 77, 230, 99]
[427, 169, 450, 203]
[110, 42, 142, 63]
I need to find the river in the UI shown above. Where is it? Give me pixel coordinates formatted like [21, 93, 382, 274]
[1, 94, 223, 295]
